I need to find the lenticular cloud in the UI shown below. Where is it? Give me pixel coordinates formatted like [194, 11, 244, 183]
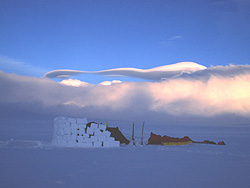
[44, 62, 207, 81]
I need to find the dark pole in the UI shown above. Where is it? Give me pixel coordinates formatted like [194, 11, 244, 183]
[132, 122, 135, 145]
[141, 121, 145, 145]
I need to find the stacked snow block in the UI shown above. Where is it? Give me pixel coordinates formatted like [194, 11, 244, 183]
[52, 117, 120, 148]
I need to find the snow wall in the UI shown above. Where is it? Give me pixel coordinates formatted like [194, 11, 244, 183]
[52, 117, 120, 147]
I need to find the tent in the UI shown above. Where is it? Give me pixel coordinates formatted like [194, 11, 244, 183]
[148, 132, 192, 145]
[106, 127, 130, 145]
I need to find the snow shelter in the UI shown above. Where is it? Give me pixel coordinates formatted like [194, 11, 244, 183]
[52, 117, 120, 148]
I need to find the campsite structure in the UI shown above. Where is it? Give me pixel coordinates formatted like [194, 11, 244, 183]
[52, 117, 224, 147]
[148, 132, 193, 146]
[148, 132, 225, 146]
[106, 127, 130, 144]
[52, 117, 129, 148]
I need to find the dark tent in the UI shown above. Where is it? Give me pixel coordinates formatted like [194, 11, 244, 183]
[107, 127, 130, 145]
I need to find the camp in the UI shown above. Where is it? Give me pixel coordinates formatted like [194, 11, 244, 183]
[52, 117, 129, 148]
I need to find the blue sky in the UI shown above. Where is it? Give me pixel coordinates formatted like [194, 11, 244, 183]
[1, 0, 250, 125]
[1, 0, 250, 83]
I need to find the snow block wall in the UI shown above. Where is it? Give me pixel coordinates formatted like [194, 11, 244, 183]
[52, 117, 120, 148]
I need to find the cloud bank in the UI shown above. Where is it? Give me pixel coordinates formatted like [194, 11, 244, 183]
[44, 62, 207, 81]
[1, 64, 250, 126]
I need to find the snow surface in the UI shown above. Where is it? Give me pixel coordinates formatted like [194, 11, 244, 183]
[0, 119, 250, 188]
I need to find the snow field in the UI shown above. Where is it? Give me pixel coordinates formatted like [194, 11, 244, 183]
[1, 119, 250, 188]
[52, 117, 120, 148]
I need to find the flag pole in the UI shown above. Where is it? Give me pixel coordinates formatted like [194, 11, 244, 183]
[132, 122, 135, 146]
[141, 121, 145, 145]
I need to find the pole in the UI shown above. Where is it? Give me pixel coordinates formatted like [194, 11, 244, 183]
[106, 121, 108, 129]
[141, 121, 145, 145]
[132, 121, 135, 146]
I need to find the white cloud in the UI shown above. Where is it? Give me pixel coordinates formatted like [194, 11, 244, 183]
[148, 74, 250, 116]
[99, 80, 122, 86]
[61, 101, 86, 108]
[60, 79, 122, 87]
[168, 35, 183, 40]
[60, 79, 92, 87]
[44, 62, 207, 81]
[1, 64, 250, 125]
